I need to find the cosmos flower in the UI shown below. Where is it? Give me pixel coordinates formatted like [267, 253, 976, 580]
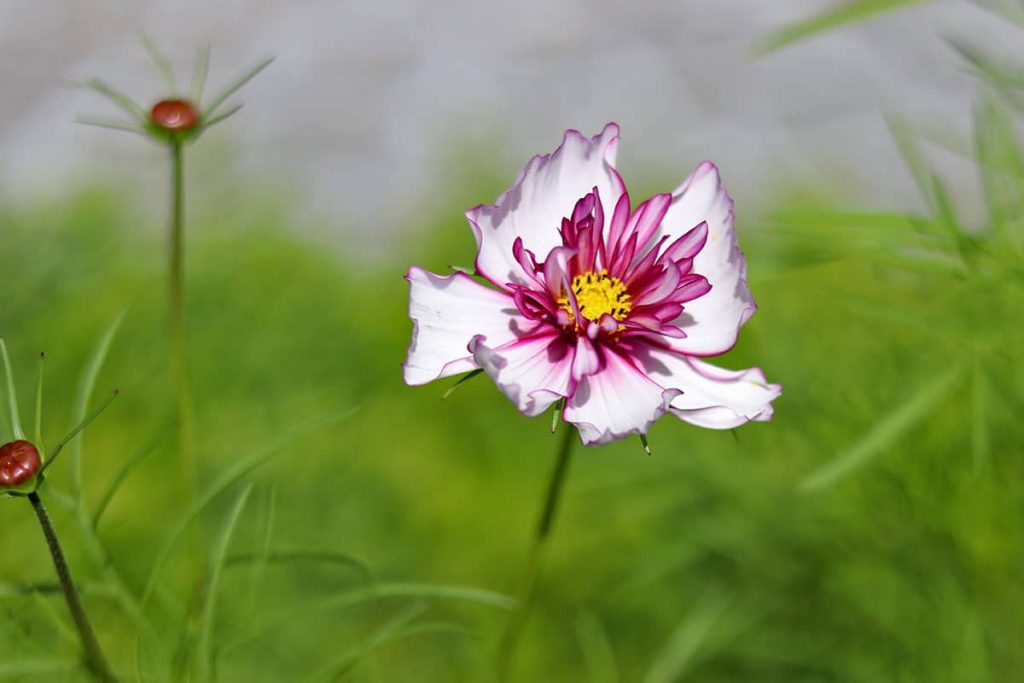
[404, 124, 780, 445]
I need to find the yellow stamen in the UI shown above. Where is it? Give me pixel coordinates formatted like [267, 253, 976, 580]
[557, 270, 632, 324]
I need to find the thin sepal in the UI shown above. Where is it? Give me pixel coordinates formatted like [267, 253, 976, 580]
[34, 353, 44, 453]
[441, 368, 483, 400]
[139, 30, 178, 95]
[203, 102, 244, 129]
[84, 78, 147, 123]
[191, 43, 212, 104]
[0, 338, 25, 440]
[76, 117, 147, 135]
[202, 56, 274, 119]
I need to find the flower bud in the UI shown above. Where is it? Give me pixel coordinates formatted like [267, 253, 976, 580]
[149, 98, 200, 132]
[0, 440, 41, 488]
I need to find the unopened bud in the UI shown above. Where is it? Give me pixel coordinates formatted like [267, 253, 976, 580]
[149, 98, 200, 132]
[0, 440, 41, 488]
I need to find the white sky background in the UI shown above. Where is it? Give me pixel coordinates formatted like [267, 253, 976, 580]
[1, 1, 1022, 251]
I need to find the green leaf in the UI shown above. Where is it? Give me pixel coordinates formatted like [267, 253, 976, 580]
[753, 0, 936, 56]
[194, 483, 254, 682]
[0, 338, 25, 440]
[801, 362, 967, 491]
[202, 56, 274, 119]
[70, 312, 124, 498]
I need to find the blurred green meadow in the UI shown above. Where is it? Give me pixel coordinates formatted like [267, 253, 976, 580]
[2, 3, 1024, 681]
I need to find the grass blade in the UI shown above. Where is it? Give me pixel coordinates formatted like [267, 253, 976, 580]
[222, 583, 514, 656]
[753, 0, 936, 56]
[195, 483, 254, 682]
[202, 56, 273, 118]
[971, 356, 992, 475]
[575, 610, 620, 683]
[140, 408, 355, 605]
[39, 391, 118, 476]
[310, 602, 429, 681]
[644, 590, 728, 683]
[226, 549, 371, 580]
[91, 429, 168, 528]
[801, 362, 967, 491]
[70, 312, 124, 499]
[0, 338, 25, 440]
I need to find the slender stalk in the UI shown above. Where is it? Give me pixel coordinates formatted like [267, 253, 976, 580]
[496, 422, 576, 680]
[27, 491, 117, 682]
[168, 140, 196, 499]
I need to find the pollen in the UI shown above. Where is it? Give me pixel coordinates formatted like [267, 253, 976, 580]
[558, 270, 632, 324]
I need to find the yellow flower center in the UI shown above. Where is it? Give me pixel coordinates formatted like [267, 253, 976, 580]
[558, 270, 632, 323]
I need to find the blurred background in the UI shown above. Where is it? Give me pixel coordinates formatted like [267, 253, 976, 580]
[1, 1, 1023, 681]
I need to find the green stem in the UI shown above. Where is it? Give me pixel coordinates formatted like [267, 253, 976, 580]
[168, 140, 196, 500]
[28, 491, 117, 682]
[496, 421, 576, 681]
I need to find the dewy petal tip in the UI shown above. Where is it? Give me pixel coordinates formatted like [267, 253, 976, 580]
[404, 124, 779, 444]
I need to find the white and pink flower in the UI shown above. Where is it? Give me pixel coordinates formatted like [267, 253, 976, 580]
[404, 124, 780, 445]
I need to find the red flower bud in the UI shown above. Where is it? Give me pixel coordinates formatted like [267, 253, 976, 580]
[149, 98, 200, 132]
[0, 440, 41, 488]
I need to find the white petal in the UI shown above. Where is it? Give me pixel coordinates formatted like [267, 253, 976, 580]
[631, 344, 780, 429]
[564, 349, 681, 445]
[660, 162, 756, 355]
[471, 330, 573, 416]
[467, 124, 624, 289]
[403, 267, 521, 385]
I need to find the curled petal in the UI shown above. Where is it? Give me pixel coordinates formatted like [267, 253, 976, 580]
[629, 343, 780, 428]
[564, 349, 681, 445]
[660, 163, 756, 356]
[403, 268, 520, 385]
[467, 124, 624, 289]
[471, 331, 573, 416]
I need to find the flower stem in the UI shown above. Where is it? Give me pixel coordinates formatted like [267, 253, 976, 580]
[27, 491, 117, 682]
[168, 140, 196, 501]
[497, 420, 576, 680]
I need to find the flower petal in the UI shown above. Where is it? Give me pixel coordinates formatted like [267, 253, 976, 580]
[471, 330, 573, 417]
[467, 124, 624, 289]
[403, 267, 521, 385]
[660, 162, 756, 356]
[564, 349, 681, 445]
[629, 343, 780, 429]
